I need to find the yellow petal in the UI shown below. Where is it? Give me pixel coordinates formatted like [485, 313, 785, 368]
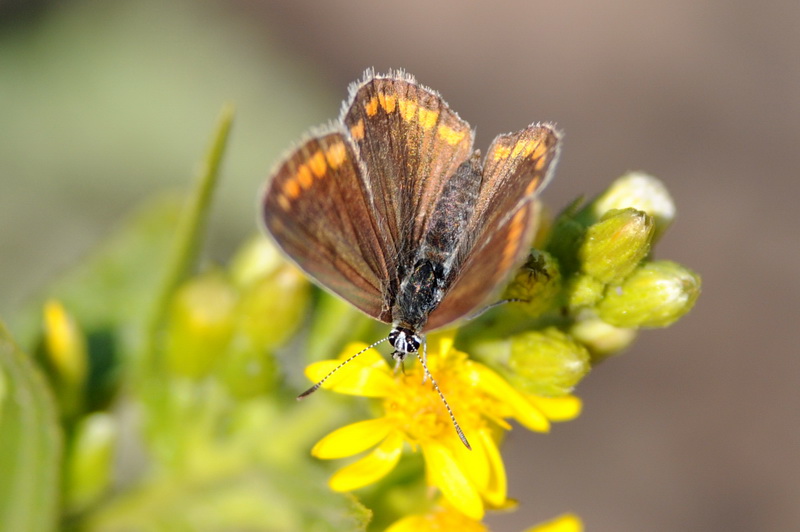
[386, 504, 489, 532]
[451, 431, 490, 494]
[524, 513, 583, 532]
[385, 515, 426, 532]
[511, 402, 551, 433]
[423, 442, 484, 520]
[336, 342, 391, 366]
[477, 428, 507, 506]
[328, 431, 404, 491]
[312, 418, 393, 459]
[468, 363, 551, 432]
[527, 395, 583, 422]
[304, 359, 395, 397]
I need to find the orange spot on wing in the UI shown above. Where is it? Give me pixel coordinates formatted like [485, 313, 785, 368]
[398, 98, 418, 122]
[524, 176, 542, 195]
[418, 107, 439, 130]
[308, 151, 327, 178]
[511, 140, 534, 158]
[492, 145, 512, 161]
[325, 142, 347, 169]
[500, 209, 528, 270]
[296, 164, 313, 189]
[277, 194, 290, 211]
[283, 178, 301, 199]
[531, 140, 549, 160]
[365, 97, 379, 117]
[437, 124, 466, 146]
[378, 92, 397, 113]
[350, 119, 365, 140]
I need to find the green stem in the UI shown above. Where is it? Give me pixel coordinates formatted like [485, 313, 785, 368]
[140, 104, 235, 380]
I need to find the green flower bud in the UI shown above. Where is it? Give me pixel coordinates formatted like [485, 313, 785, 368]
[219, 335, 277, 400]
[42, 300, 87, 417]
[579, 208, 654, 284]
[165, 271, 237, 378]
[65, 413, 117, 512]
[565, 274, 605, 310]
[236, 260, 310, 351]
[474, 327, 591, 396]
[590, 172, 675, 242]
[503, 250, 562, 317]
[229, 236, 285, 288]
[570, 317, 637, 362]
[596, 260, 701, 328]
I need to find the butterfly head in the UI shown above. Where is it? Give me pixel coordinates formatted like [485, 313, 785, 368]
[388, 326, 421, 362]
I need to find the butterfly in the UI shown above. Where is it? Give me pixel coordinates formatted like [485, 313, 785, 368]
[261, 69, 560, 448]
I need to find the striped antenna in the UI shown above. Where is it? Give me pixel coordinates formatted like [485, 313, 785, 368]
[415, 342, 471, 450]
[297, 337, 389, 399]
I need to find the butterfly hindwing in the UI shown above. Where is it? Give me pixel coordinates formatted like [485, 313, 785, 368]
[425, 124, 560, 330]
[426, 202, 540, 330]
[471, 124, 560, 243]
[262, 131, 392, 321]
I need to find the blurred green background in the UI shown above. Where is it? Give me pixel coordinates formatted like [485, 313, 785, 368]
[1, 1, 798, 531]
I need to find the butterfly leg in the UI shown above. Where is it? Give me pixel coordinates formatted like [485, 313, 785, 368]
[465, 298, 527, 321]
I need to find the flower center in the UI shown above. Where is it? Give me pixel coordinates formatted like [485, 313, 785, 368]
[382, 357, 487, 445]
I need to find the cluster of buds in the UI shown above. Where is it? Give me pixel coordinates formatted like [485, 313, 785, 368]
[475, 172, 700, 394]
[163, 236, 310, 396]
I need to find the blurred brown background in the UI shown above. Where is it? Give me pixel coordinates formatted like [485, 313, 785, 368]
[1, 1, 798, 530]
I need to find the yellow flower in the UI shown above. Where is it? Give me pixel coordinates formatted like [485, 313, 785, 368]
[524, 513, 583, 532]
[385, 501, 488, 532]
[385, 501, 582, 532]
[306, 334, 582, 520]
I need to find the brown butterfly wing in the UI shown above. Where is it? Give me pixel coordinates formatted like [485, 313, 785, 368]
[425, 124, 561, 331]
[262, 131, 392, 321]
[341, 71, 475, 270]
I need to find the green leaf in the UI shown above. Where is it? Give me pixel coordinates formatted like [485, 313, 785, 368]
[0, 322, 62, 532]
[82, 394, 371, 532]
[82, 467, 370, 532]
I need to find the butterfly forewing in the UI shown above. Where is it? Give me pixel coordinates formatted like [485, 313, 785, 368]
[342, 73, 475, 266]
[425, 125, 560, 330]
[262, 132, 392, 321]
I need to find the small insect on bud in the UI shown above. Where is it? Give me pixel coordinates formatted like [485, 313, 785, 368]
[503, 250, 562, 317]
